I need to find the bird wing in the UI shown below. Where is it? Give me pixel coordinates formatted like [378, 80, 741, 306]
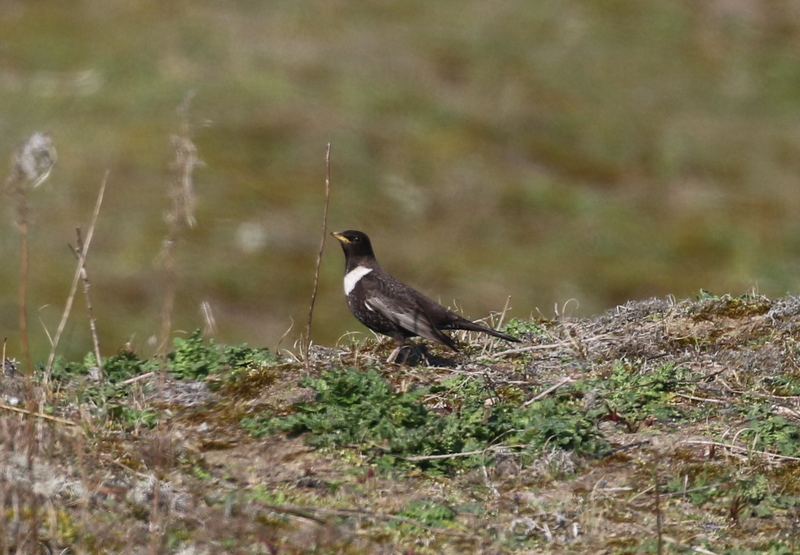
[365, 295, 458, 350]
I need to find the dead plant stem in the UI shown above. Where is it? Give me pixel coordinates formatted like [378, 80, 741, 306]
[522, 378, 573, 407]
[0, 402, 80, 427]
[149, 478, 162, 555]
[158, 93, 198, 366]
[74, 227, 103, 378]
[7, 145, 36, 555]
[257, 502, 479, 540]
[304, 142, 332, 372]
[680, 440, 800, 462]
[654, 449, 663, 555]
[45, 171, 108, 383]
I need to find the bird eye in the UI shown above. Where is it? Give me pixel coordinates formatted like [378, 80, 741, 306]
[352, 236, 360, 243]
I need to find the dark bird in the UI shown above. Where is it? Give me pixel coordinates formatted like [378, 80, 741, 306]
[331, 229, 520, 362]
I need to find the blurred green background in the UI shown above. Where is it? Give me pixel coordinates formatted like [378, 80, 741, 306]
[3, 0, 800, 362]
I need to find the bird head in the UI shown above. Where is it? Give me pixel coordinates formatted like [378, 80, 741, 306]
[331, 230, 377, 267]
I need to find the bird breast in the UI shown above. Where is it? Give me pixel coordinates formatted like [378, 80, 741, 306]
[343, 266, 373, 295]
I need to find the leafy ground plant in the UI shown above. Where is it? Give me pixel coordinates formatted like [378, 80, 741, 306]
[6, 296, 800, 553]
[243, 366, 608, 472]
[46, 331, 280, 429]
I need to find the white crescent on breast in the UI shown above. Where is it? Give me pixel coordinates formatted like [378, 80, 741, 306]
[344, 266, 373, 295]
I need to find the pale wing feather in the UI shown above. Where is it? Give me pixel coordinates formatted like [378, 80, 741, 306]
[365, 296, 451, 345]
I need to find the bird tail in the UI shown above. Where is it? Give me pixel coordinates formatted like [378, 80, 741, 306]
[454, 320, 521, 343]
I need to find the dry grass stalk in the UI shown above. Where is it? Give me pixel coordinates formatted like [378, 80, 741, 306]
[200, 300, 218, 339]
[149, 479, 163, 555]
[680, 440, 800, 463]
[653, 449, 663, 555]
[157, 92, 200, 359]
[256, 502, 480, 540]
[4, 133, 56, 554]
[44, 171, 108, 384]
[0, 419, 8, 555]
[149, 93, 199, 555]
[5, 134, 56, 378]
[476, 297, 513, 357]
[303, 142, 332, 373]
[521, 378, 573, 407]
[403, 442, 524, 462]
[0, 402, 79, 427]
[74, 228, 103, 377]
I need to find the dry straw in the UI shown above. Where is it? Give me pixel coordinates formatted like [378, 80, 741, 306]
[157, 92, 200, 359]
[4, 132, 56, 555]
[303, 142, 332, 372]
[44, 171, 108, 384]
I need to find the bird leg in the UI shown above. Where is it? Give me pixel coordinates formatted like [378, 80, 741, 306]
[387, 342, 428, 365]
[386, 344, 404, 364]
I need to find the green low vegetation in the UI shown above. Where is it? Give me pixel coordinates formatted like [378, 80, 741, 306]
[3, 293, 800, 553]
[243, 366, 607, 472]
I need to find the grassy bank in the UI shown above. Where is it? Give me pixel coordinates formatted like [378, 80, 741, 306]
[2, 293, 800, 553]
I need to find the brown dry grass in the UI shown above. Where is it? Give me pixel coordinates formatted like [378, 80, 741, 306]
[2, 293, 800, 553]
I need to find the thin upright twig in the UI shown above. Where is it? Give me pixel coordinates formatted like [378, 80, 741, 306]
[18, 198, 31, 375]
[5, 133, 55, 554]
[74, 228, 103, 377]
[158, 93, 199, 360]
[149, 477, 164, 555]
[498, 296, 512, 328]
[653, 449, 663, 555]
[479, 296, 513, 357]
[151, 95, 199, 555]
[45, 171, 108, 382]
[304, 142, 332, 372]
[200, 300, 218, 339]
[6, 134, 56, 377]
